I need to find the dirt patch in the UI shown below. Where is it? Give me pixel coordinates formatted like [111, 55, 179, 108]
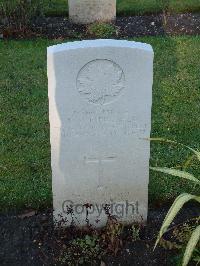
[0, 203, 199, 265]
[115, 13, 200, 37]
[1, 12, 199, 39]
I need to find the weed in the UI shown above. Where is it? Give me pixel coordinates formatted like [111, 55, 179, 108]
[131, 224, 140, 241]
[101, 216, 124, 255]
[59, 234, 101, 265]
[151, 139, 200, 266]
[87, 23, 117, 38]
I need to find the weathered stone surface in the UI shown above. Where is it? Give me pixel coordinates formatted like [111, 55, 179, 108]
[47, 39, 154, 227]
[68, 0, 116, 24]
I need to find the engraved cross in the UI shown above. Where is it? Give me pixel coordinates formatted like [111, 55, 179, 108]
[85, 156, 116, 189]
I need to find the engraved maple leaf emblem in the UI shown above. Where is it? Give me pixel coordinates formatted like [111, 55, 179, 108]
[77, 59, 125, 105]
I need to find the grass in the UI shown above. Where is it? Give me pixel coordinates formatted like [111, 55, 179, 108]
[117, 0, 200, 16]
[44, 0, 200, 16]
[0, 36, 200, 211]
[0, 0, 200, 17]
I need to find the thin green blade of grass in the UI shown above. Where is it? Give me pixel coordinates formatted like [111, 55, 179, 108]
[182, 154, 196, 170]
[154, 193, 200, 250]
[182, 225, 200, 266]
[149, 138, 200, 163]
[150, 167, 200, 185]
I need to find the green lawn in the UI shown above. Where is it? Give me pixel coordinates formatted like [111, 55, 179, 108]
[45, 0, 200, 16]
[0, 36, 200, 211]
[0, 0, 200, 16]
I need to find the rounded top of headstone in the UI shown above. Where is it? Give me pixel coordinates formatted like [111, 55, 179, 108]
[47, 40, 153, 55]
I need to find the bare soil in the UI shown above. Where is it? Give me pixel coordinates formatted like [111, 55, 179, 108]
[0, 13, 199, 39]
[1, 203, 199, 265]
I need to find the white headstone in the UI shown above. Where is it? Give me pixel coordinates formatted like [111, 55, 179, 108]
[47, 39, 153, 227]
[68, 0, 116, 24]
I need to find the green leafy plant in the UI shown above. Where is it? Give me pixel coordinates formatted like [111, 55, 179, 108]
[131, 224, 140, 241]
[87, 22, 117, 38]
[59, 234, 101, 265]
[150, 138, 200, 266]
[58, 217, 125, 264]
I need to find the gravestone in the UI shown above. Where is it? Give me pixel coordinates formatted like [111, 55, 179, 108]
[68, 0, 116, 24]
[47, 39, 154, 227]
